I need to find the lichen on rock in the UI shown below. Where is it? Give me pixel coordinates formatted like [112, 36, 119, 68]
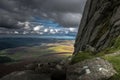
[67, 58, 116, 80]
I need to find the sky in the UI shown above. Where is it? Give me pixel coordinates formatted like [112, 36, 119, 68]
[0, 0, 86, 35]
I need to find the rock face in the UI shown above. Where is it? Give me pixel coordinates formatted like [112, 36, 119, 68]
[67, 58, 116, 80]
[74, 0, 120, 54]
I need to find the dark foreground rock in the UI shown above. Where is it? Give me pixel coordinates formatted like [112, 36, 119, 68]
[0, 57, 116, 80]
[0, 57, 71, 80]
[0, 62, 67, 80]
[67, 58, 116, 80]
[0, 70, 50, 80]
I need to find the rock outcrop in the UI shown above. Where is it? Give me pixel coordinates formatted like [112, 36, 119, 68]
[0, 57, 72, 80]
[74, 0, 120, 54]
[0, 62, 65, 80]
[67, 58, 116, 80]
[0, 57, 116, 80]
[0, 70, 50, 80]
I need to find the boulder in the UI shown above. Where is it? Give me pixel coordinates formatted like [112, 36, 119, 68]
[67, 58, 116, 80]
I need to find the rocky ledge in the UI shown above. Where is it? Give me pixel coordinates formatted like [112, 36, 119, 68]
[0, 57, 116, 80]
[67, 58, 116, 80]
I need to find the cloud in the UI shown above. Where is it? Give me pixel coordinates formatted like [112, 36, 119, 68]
[33, 25, 44, 31]
[55, 13, 82, 27]
[0, 0, 86, 29]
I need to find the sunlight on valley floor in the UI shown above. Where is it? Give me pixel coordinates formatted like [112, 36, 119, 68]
[0, 40, 74, 62]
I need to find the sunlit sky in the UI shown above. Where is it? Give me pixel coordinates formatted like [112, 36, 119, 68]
[0, 0, 86, 35]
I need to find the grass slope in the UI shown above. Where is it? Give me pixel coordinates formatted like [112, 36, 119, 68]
[71, 36, 120, 80]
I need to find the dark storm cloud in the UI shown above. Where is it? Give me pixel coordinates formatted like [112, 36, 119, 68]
[0, 0, 86, 29]
[42, 0, 86, 13]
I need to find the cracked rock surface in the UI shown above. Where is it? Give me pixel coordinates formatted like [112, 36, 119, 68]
[67, 58, 116, 80]
[74, 0, 120, 54]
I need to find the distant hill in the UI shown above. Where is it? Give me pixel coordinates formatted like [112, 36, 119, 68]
[0, 37, 74, 50]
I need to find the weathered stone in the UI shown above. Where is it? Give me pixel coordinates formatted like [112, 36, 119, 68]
[67, 58, 116, 80]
